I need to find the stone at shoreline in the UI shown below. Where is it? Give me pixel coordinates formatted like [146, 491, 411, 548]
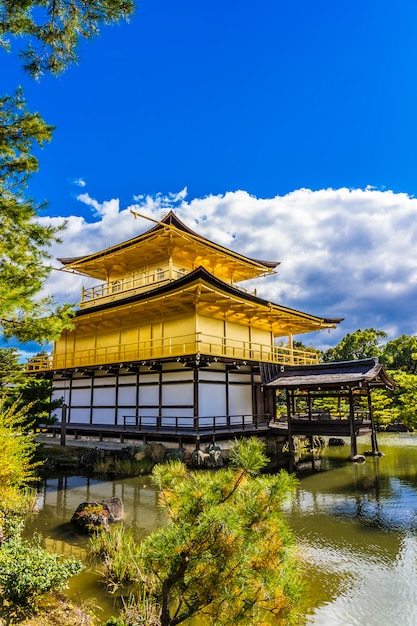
[71, 496, 124, 533]
[350, 454, 366, 463]
[328, 438, 347, 446]
[148, 442, 167, 464]
[386, 422, 409, 432]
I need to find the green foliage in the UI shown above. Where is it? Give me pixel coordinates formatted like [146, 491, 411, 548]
[368, 387, 400, 426]
[0, 398, 41, 511]
[0, 348, 60, 429]
[381, 335, 417, 373]
[323, 328, 387, 362]
[386, 370, 417, 429]
[17, 376, 61, 428]
[93, 456, 152, 477]
[118, 591, 161, 626]
[0, 0, 135, 78]
[228, 435, 270, 475]
[321, 330, 417, 429]
[0, 347, 25, 391]
[0, 532, 83, 607]
[0, 0, 136, 343]
[0, 89, 75, 343]
[137, 438, 303, 626]
[89, 526, 143, 593]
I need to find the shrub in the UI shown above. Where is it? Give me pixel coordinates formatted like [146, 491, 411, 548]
[0, 399, 41, 513]
[0, 533, 83, 607]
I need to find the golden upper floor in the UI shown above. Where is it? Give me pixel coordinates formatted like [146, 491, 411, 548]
[59, 211, 278, 310]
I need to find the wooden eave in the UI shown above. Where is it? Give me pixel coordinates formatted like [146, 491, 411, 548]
[72, 266, 342, 336]
[57, 211, 278, 283]
[261, 358, 396, 390]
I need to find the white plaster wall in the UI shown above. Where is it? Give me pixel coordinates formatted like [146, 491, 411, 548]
[91, 408, 115, 424]
[229, 384, 253, 423]
[162, 383, 193, 405]
[71, 378, 92, 388]
[198, 383, 226, 421]
[94, 376, 117, 386]
[199, 370, 226, 382]
[162, 370, 193, 382]
[118, 386, 137, 405]
[117, 408, 137, 426]
[69, 408, 90, 423]
[70, 389, 91, 405]
[93, 386, 116, 406]
[139, 386, 159, 405]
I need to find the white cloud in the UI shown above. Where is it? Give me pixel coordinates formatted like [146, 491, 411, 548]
[39, 187, 417, 349]
[70, 177, 86, 187]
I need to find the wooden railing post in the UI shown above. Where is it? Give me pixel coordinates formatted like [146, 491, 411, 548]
[60, 404, 67, 447]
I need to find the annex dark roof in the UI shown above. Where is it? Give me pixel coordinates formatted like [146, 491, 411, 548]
[261, 358, 396, 390]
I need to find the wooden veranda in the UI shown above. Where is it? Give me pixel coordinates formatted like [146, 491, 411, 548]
[261, 358, 396, 459]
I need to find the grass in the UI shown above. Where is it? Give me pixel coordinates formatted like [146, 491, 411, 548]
[88, 526, 144, 593]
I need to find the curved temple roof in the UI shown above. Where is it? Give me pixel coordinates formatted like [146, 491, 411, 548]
[58, 211, 279, 283]
[74, 265, 343, 336]
[261, 358, 396, 390]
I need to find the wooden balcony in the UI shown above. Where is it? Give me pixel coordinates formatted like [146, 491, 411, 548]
[26, 332, 319, 372]
[80, 266, 257, 309]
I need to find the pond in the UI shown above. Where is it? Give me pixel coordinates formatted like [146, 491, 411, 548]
[26, 433, 417, 624]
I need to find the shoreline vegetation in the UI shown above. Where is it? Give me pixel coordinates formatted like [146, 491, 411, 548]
[2, 329, 417, 623]
[1, 435, 304, 625]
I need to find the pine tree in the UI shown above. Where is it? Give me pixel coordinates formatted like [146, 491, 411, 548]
[136, 438, 304, 626]
[0, 0, 134, 78]
[0, 89, 75, 342]
[0, 0, 134, 343]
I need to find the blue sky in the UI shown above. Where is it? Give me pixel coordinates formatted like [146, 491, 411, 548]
[4, 0, 417, 355]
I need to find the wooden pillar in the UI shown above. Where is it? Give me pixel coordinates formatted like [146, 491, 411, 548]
[158, 367, 162, 428]
[288, 332, 294, 364]
[89, 371, 94, 425]
[307, 390, 314, 450]
[286, 390, 294, 472]
[367, 387, 379, 454]
[60, 404, 67, 447]
[193, 366, 199, 432]
[348, 388, 357, 458]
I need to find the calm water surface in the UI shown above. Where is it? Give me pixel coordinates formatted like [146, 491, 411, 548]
[27, 433, 417, 624]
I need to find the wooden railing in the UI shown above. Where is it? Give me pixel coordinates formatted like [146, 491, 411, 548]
[26, 332, 319, 372]
[80, 266, 257, 308]
[81, 267, 183, 307]
[123, 413, 270, 433]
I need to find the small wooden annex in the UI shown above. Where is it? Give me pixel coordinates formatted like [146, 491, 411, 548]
[27, 211, 342, 440]
[261, 358, 396, 458]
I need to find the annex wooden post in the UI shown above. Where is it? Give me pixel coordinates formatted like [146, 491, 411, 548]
[367, 387, 379, 455]
[286, 390, 294, 471]
[348, 388, 357, 458]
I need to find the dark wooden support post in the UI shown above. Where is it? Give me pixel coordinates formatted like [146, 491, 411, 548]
[286, 390, 294, 471]
[60, 403, 67, 447]
[348, 388, 357, 458]
[291, 389, 297, 415]
[307, 390, 314, 450]
[158, 368, 162, 429]
[367, 387, 379, 454]
[193, 367, 199, 433]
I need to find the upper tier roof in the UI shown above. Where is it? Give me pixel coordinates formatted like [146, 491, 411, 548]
[58, 211, 279, 283]
[73, 265, 343, 336]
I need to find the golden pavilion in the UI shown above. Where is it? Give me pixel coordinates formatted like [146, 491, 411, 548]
[28, 211, 342, 437]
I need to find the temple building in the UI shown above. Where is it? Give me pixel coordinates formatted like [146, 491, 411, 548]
[27, 211, 342, 437]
